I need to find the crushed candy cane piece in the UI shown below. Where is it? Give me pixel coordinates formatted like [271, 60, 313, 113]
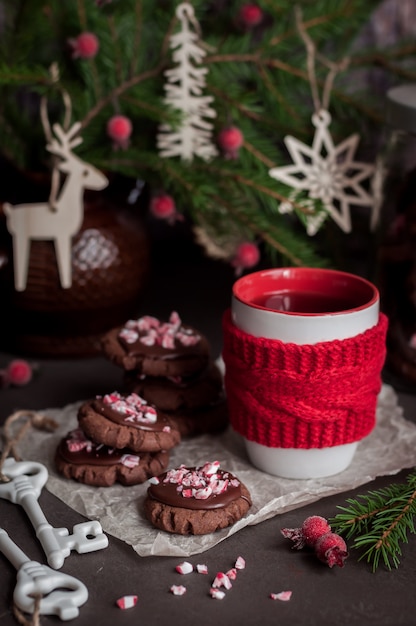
[162, 462, 238, 500]
[175, 561, 193, 575]
[225, 568, 237, 580]
[66, 428, 94, 453]
[170, 585, 187, 596]
[201, 461, 220, 476]
[148, 476, 160, 484]
[101, 391, 157, 425]
[235, 556, 246, 570]
[212, 572, 232, 590]
[210, 588, 226, 600]
[120, 454, 140, 469]
[119, 311, 200, 349]
[196, 564, 208, 575]
[270, 591, 292, 602]
[116, 595, 138, 609]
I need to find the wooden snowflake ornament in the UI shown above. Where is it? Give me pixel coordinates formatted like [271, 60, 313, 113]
[269, 110, 376, 234]
[157, 2, 217, 162]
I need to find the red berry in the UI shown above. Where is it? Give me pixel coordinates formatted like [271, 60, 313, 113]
[70, 32, 99, 59]
[218, 126, 244, 153]
[314, 532, 348, 568]
[234, 242, 260, 269]
[301, 516, 332, 547]
[281, 515, 331, 549]
[7, 359, 32, 386]
[239, 4, 263, 27]
[150, 194, 176, 220]
[107, 115, 133, 149]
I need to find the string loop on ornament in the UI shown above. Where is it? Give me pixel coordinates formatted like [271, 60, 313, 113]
[176, 2, 200, 36]
[311, 109, 331, 129]
[294, 5, 350, 114]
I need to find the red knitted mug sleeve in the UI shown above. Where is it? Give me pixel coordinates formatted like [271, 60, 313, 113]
[222, 309, 388, 449]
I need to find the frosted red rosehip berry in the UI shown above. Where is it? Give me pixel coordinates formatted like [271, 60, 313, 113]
[218, 126, 244, 159]
[107, 115, 133, 150]
[239, 4, 263, 27]
[69, 32, 99, 59]
[314, 532, 348, 568]
[281, 515, 332, 549]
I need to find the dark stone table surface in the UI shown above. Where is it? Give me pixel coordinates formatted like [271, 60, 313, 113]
[1, 238, 415, 626]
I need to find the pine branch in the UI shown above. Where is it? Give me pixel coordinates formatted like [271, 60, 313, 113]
[330, 470, 416, 571]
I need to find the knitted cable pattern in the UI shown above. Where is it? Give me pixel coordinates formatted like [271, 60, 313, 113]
[222, 309, 388, 449]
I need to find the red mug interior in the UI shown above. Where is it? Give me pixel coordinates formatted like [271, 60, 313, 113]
[233, 268, 379, 316]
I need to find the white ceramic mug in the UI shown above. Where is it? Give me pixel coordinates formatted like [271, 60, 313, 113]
[229, 267, 381, 479]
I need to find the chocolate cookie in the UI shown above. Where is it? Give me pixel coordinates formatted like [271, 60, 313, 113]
[165, 397, 229, 437]
[101, 311, 210, 376]
[78, 391, 181, 453]
[55, 428, 169, 487]
[143, 461, 252, 535]
[124, 361, 224, 411]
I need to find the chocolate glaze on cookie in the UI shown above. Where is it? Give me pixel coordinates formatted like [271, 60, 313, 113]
[55, 428, 170, 487]
[144, 462, 252, 535]
[57, 428, 137, 466]
[78, 391, 181, 453]
[100, 312, 210, 376]
[147, 462, 249, 510]
[91, 392, 170, 432]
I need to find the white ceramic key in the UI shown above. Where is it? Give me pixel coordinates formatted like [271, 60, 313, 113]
[0, 457, 108, 569]
[0, 527, 88, 620]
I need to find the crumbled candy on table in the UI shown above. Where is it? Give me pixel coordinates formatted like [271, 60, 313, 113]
[270, 591, 292, 601]
[175, 561, 193, 575]
[116, 595, 138, 609]
[235, 556, 246, 570]
[212, 572, 232, 590]
[168, 557, 245, 600]
[119, 311, 201, 348]
[225, 568, 237, 580]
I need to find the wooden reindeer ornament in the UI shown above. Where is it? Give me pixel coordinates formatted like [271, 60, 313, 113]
[3, 121, 109, 291]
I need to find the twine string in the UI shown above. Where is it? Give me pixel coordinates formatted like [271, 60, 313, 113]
[295, 5, 350, 113]
[0, 410, 58, 482]
[13, 595, 42, 626]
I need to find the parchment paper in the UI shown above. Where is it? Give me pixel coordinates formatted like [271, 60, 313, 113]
[10, 384, 416, 557]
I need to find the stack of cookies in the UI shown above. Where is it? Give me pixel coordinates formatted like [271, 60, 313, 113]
[55, 390, 181, 487]
[100, 311, 229, 437]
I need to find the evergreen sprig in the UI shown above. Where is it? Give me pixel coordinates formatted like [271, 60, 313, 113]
[330, 470, 416, 572]
[0, 1, 415, 268]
